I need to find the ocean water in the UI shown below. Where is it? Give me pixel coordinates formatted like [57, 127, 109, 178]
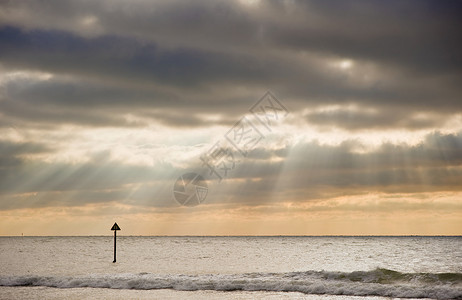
[0, 236, 461, 299]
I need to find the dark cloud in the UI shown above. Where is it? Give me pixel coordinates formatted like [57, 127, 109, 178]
[0, 0, 461, 131]
[0, 26, 284, 89]
[0, 148, 180, 209]
[0, 139, 51, 169]
[269, 1, 462, 74]
[0, 0, 462, 213]
[0, 157, 176, 196]
[0, 139, 50, 157]
[211, 131, 462, 204]
[4, 130, 461, 209]
[2, 0, 461, 77]
[305, 107, 447, 131]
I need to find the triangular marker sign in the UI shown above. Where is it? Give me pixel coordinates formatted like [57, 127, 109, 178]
[111, 222, 121, 230]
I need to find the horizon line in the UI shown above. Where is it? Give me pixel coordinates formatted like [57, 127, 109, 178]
[1, 234, 461, 237]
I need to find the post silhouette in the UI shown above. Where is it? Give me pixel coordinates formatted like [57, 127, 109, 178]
[111, 222, 121, 263]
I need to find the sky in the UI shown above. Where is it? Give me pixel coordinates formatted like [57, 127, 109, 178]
[0, 0, 461, 236]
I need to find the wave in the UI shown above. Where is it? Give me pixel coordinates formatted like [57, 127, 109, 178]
[1, 268, 461, 299]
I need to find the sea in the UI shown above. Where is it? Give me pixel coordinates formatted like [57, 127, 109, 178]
[0, 236, 461, 299]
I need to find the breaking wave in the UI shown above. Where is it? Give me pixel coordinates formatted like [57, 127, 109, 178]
[1, 268, 461, 299]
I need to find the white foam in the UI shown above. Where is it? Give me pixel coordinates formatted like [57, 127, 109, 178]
[1, 269, 461, 299]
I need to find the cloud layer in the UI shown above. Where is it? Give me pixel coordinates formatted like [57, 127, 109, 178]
[0, 0, 461, 234]
[1, 0, 461, 130]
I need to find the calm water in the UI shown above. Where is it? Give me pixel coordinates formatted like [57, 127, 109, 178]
[0, 236, 461, 299]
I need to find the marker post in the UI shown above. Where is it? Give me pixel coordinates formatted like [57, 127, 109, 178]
[111, 222, 121, 263]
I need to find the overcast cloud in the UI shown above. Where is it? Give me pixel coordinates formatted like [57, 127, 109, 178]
[0, 0, 461, 234]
